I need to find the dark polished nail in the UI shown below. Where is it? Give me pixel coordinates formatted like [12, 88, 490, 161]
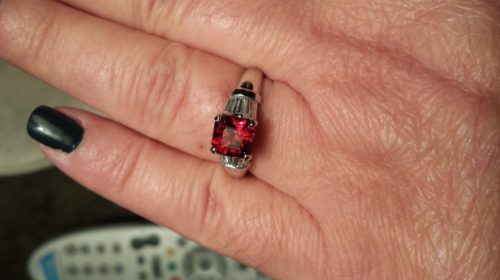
[27, 106, 84, 153]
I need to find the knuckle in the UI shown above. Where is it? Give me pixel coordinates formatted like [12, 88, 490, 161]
[138, 0, 174, 31]
[118, 43, 189, 132]
[27, 16, 58, 66]
[196, 168, 224, 238]
[222, 219, 269, 269]
[140, 0, 160, 25]
[199, 184, 278, 267]
[103, 139, 150, 194]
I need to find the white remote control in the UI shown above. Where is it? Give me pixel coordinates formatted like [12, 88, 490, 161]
[27, 224, 271, 280]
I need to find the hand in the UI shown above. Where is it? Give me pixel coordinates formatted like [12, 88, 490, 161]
[1, 0, 499, 279]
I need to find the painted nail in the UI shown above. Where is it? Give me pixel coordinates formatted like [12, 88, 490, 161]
[27, 106, 84, 153]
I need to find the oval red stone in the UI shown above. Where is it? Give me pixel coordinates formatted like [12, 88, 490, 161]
[212, 115, 256, 158]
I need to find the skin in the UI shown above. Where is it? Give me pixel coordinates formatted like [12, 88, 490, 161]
[1, 0, 499, 279]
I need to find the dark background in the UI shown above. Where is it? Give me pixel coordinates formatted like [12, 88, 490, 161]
[0, 168, 142, 279]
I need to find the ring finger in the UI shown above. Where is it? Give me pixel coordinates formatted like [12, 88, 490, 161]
[0, 0, 308, 188]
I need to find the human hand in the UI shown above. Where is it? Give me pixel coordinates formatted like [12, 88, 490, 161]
[1, 0, 499, 279]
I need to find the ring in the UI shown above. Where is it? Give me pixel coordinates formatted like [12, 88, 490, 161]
[211, 68, 263, 177]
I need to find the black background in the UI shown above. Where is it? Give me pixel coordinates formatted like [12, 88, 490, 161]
[0, 168, 142, 279]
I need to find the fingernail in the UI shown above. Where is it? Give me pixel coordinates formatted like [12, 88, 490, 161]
[27, 106, 84, 153]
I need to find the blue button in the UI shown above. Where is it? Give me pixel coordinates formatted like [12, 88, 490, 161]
[40, 252, 60, 280]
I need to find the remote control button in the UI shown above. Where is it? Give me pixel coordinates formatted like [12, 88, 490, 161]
[139, 271, 148, 280]
[80, 244, 90, 254]
[152, 256, 163, 278]
[183, 247, 227, 279]
[113, 264, 124, 274]
[64, 244, 77, 255]
[99, 264, 109, 274]
[131, 238, 143, 250]
[147, 235, 160, 246]
[82, 264, 93, 275]
[137, 255, 146, 265]
[112, 243, 121, 254]
[199, 258, 212, 270]
[96, 243, 106, 254]
[177, 238, 187, 247]
[167, 261, 177, 272]
[167, 248, 176, 257]
[131, 234, 161, 249]
[66, 265, 78, 275]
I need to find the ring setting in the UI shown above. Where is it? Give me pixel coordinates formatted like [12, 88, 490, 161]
[211, 68, 263, 177]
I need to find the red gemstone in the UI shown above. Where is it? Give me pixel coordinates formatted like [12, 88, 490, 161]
[212, 115, 256, 158]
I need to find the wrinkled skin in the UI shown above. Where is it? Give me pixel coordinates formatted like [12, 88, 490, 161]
[1, 0, 499, 279]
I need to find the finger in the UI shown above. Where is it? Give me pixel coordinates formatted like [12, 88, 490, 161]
[59, 0, 500, 98]
[58, 0, 311, 81]
[0, 0, 240, 150]
[35, 107, 325, 279]
[0, 0, 311, 189]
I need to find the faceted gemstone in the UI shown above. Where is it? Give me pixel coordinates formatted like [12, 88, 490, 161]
[212, 115, 256, 158]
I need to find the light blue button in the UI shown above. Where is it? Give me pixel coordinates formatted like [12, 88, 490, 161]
[40, 252, 60, 280]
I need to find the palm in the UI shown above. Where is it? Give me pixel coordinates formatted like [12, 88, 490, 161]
[1, 0, 498, 279]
